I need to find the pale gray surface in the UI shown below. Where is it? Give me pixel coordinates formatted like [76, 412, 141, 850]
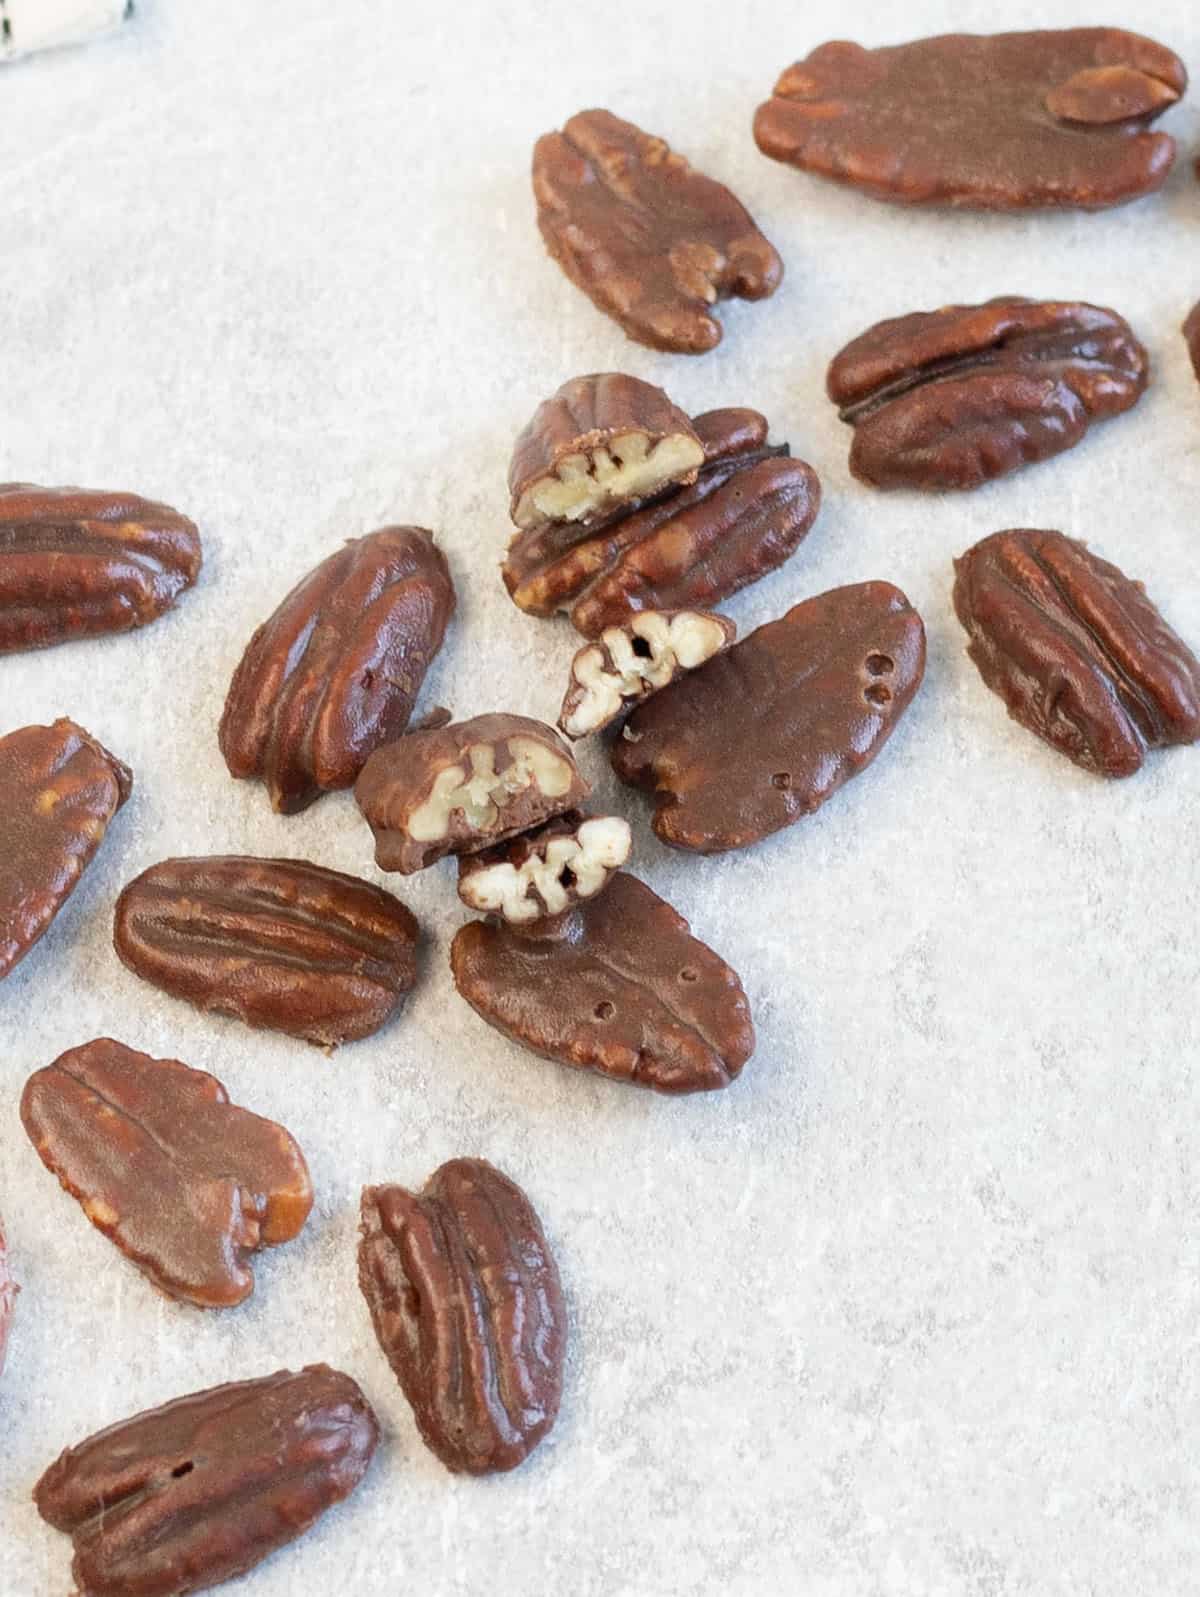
[2, 2, 1199, 1593]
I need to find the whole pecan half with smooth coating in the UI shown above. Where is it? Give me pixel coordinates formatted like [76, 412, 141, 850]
[953, 528, 1200, 777]
[559, 610, 736, 738]
[1, 719, 131, 982]
[826, 297, 1148, 492]
[452, 871, 754, 1093]
[218, 527, 455, 814]
[21, 1038, 312, 1308]
[0, 1217, 15, 1378]
[0, 483, 201, 654]
[754, 30, 1186, 211]
[359, 1159, 566, 1474]
[612, 583, 926, 854]
[1184, 301, 1200, 383]
[504, 406, 820, 636]
[534, 109, 783, 354]
[34, 1364, 379, 1597]
[356, 713, 588, 875]
[113, 856, 418, 1046]
[457, 811, 631, 924]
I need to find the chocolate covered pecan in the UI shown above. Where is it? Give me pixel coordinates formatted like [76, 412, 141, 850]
[452, 872, 754, 1094]
[754, 30, 1186, 211]
[953, 529, 1200, 777]
[612, 584, 926, 854]
[0, 484, 201, 655]
[1, 719, 131, 982]
[505, 406, 820, 636]
[21, 1038, 312, 1308]
[1184, 301, 1200, 383]
[533, 109, 783, 354]
[457, 811, 631, 924]
[219, 527, 455, 814]
[113, 856, 418, 1045]
[826, 297, 1148, 492]
[559, 610, 736, 738]
[356, 713, 588, 875]
[34, 1365, 379, 1597]
[359, 1159, 566, 1474]
[0, 1217, 15, 1377]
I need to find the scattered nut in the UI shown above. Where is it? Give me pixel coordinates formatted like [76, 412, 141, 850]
[457, 811, 631, 923]
[559, 610, 736, 738]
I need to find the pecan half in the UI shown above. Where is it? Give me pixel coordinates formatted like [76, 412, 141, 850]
[356, 713, 588, 875]
[218, 527, 455, 814]
[34, 1364, 379, 1597]
[0, 483, 201, 654]
[754, 30, 1186, 211]
[533, 109, 783, 354]
[953, 528, 1200, 777]
[0, 1217, 15, 1378]
[504, 406, 820, 636]
[612, 583, 926, 854]
[21, 1038, 313, 1308]
[359, 1159, 566, 1474]
[1184, 301, 1200, 384]
[826, 297, 1148, 492]
[451, 871, 754, 1094]
[0, 719, 131, 982]
[113, 856, 418, 1046]
[457, 811, 631, 924]
[559, 610, 736, 738]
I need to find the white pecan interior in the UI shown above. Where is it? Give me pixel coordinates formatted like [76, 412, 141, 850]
[459, 816, 631, 924]
[561, 611, 732, 738]
[513, 430, 704, 530]
[407, 737, 577, 842]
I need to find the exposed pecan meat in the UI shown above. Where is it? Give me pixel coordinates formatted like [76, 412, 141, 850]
[457, 811, 631, 923]
[558, 610, 736, 738]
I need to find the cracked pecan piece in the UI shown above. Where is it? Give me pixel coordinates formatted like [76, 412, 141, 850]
[451, 872, 754, 1094]
[612, 583, 926, 854]
[21, 1038, 312, 1308]
[219, 527, 455, 814]
[356, 713, 588, 875]
[1184, 301, 1200, 383]
[534, 108, 782, 353]
[953, 528, 1200, 777]
[559, 610, 736, 738]
[0, 719, 131, 982]
[754, 30, 1186, 211]
[34, 1364, 379, 1597]
[505, 406, 820, 636]
[113, 856, 418, 1046]
[0, 1217, 15, 1378]
[359, 1159, 566, 1474]
[457, 811, 631, 924]
[0, 483, 201, 654]
[826, 297, 1148, 492]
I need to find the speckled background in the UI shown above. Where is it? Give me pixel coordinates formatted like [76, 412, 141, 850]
[2, 3, 1199, 1593]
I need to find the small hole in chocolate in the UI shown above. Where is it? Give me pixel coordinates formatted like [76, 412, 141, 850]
[172, 1462, 195, 1479]
[679, 967, 699, 983]
[865, 683, 892, 707]
[594, 1000, 615, 1021]
[865, 654, 894, 677]
[631, 635, 653, 659]
[772, 772, 791, 790]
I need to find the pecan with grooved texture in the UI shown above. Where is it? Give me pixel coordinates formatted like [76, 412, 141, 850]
[0, 1218, 15, 1378]
[113, 856, 418, 1046]
[457, 811, 631, 924]
[34, 1365, 378, 1597]
[359, 1159, 566, 1474]
[953, 528, 1200, 776]
[0, 484, 201, 654]
[21, 1038, 312, 1308]
[219, 527, 455, 814]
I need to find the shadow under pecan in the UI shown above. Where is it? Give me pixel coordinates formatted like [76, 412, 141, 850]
[1184, 301, 1200, 384]
[0, 719, 131, 982]
[359, 1159, 566, 1474]
[953, 528, 1200, 777]
[219, 527, 455, 814]
[0, 484, 201, 655]
[754, 29, 1185, 211]
[34, 1365, 379, 1597]
[21, 1038, 312, 1308]
[826, 297, 1148, 491]
[534, 109, 782, 354]
[0, 1218, 15, 1378]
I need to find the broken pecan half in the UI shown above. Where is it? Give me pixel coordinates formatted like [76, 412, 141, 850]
[533, 108, 783, 354]
[34, 1364, 379, 1597]
[504, 406, 820, 636]
[1184, 301, 1200, 384]
[826, 297, 1148, 491]
[451, 871, 754, 1094]
[559, 610, 736, 738]
[0, 483, 201, 654]
[953, 528, 1200, 777]
[0, 718, 131, 982]
[359, 1159, 567, 1474]
[754, 29, 1186, 211]
[457, 811, 631, 924]
[612, 583, 926, 854]
[218, 526, 455, 814]
[0, 1217, 15, 1378]
[113, 856, 418, 1045]
[21, 1038, 313, 1308]
[356, 713, 589, 875]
